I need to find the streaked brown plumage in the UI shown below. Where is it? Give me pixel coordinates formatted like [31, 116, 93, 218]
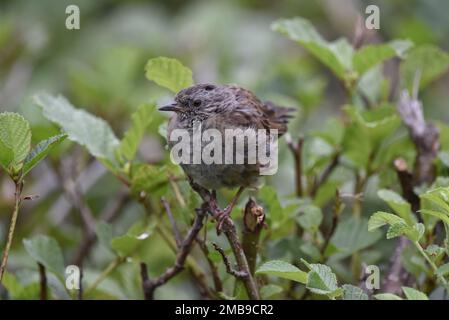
[160, 83, 294, 190]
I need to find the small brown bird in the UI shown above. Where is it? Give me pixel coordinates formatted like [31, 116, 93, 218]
[159, 83, 294, 226]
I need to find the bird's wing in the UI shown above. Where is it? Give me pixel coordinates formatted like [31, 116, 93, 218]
[224, 86, 295, 135]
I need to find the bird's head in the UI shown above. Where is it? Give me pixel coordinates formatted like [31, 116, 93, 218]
[159, 83, 229, 118]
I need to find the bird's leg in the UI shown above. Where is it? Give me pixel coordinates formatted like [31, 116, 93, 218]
[216, 187, 245, 234]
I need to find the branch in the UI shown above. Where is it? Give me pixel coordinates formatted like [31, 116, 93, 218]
[242, 198, 265, 275]
[383, 89, 441, 294]
[394, 158, 420, 212]
[310, 153, 340, 198]
[78, 267, 83, 300]
[188, 179, 260, 300]
[212, 243, 248, 278]
[286, 135, 304, 197]
[321, 190, 342, 256]
[161, 197, 182, 248]
[195, 237, 223, 293]
[71, 190, 130, 265]
[0, 180, 23, 282]
[397, 90, 440, 184]
[140, 205, 207, 300]
[60, 156, 97, 236]
[38, 263, 47, 300]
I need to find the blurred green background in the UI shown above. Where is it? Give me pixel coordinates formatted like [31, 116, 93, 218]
[1, 0, 449, 299]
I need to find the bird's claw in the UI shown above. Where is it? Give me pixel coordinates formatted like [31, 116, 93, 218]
[215, 207, 231, 235]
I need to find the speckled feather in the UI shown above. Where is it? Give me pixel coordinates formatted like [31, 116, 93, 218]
[164, 83, 294, 189]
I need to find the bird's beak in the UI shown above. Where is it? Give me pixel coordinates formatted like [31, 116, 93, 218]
[158, 103, 182, 112]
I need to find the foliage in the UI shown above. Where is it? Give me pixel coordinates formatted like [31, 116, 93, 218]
[1, 1, 449, 301]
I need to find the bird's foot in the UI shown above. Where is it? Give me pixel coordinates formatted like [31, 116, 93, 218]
[215, 207, 231, 235]
[214, 187, 245, 235]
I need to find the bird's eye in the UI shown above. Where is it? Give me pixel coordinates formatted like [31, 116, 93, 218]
[204, 85, 215, 91]
[193, 99, 201, 107]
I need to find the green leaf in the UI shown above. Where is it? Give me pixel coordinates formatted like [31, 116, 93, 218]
[2, 273, 39, 300]
[110, 222, 154, 257]
[386, 222, 423, 241]
[420, 209, 449, 226]
[342, 122, 371, 169]
[377, 189, 415, 226]
[260, 284, 283, 299]
[436, 262, 449, 277]
[118, 103, 155, 162]
[296, 205, 323, 232]
[343, 105, 400, 147]
[425, 245, 445, 262]
[303, 262, 341, 297]
[342, 284, 368, 300]
[386, 222, 411, 239]
[0, 112, 31, 175]
[402, 286, 428, 300]
[22, 133, 67, 176]
[400, 45, 449, 91]
[330, 217, 381, 260]
[131, 164, 170, 198]
[420, 188, 449, 215]
[272, 17, 353, 79]
[23, 235, 65, 281]
[255, 260, 307, 284]
[374, 293, 402, 300]
[353, 40, 412, 75]
[96, 222, 114, 252]
[368, 211, 405, 231]
[34, 93, 119, 165]
[259, 186, 284, 225]
[145, 57, 193, 93]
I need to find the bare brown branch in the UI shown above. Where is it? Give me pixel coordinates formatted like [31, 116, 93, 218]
[140, 205, 207, 300]
[384, 89, 440, 294]
[38, 263, 47, 300]
[188, 178, 260, 300]
[212, 243, 248, 279]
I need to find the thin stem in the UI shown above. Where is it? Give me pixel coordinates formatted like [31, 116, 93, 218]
[0, 180, 23, 282]
[414, 241, 448, 288]
[286, 136, 304, 197]
[84, 256, 125, 297]
[161, 197, 182, 248]
[38, 263, 47, 300]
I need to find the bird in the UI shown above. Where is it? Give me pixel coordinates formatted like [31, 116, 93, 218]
[159, 83, 294, 230]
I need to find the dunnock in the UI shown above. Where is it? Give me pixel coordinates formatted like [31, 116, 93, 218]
[159, 83, 294, 228]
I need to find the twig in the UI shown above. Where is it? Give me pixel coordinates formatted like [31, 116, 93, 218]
[321, 190, 342, 257]
[414, 241, 448, 288]
[140, 263, 152, 300]
[78, 267, 83, 300]
[0, 180, 23, 282]
[84, 256, 125, 297]
[286, 135, 304, 197]
[397, 90, 439, 184]
[161, 197, 182, 248]
[140, 205, 207, 300]
[394, 158, 420, 212]
[383, 88, 441, 294]
[71, 190, 130, 265]
[310, 153, 340, 198]
[188, 179, 260, 300]
[212, 243, 248, 278]
[195, 237, 223, 293]
[141, 197, 213, 298]
[242, 198, 265, 275]
[60, 155, 97, 236]
[38, 263, 47, 300]
[168, 175, 186, 208]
